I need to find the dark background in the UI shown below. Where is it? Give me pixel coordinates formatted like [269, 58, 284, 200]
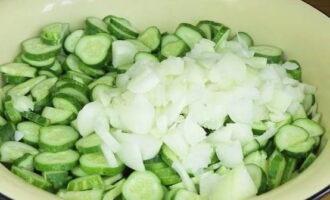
[304, 0, 330, 16]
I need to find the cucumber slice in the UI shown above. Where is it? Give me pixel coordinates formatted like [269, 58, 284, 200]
[76, 57, 105, 77]
[213, 25, 230, 50]
[274, 125, 309, 151]
[244, 150, 268, 172]
[34, 94, 52, 113]
[55, 82, 89, 104]
[292, 104, 307, 120]
[232, 32, 254, 47]
[105, 15, 138, 39]
[64, 30, 85, 53]
[75, 33, 112, 66]
[17, 121, 41, 146]
[21, 54, 56, 68]
[286, 60, 302, 81]
[160, 145, 179, 166]
[58, 189, 103, 200]
[250, 45, 283, 64]
[252, 121, 267, 136]
[243, 139, 260, 156]
[67, 175, 104, 191]
[0, 123, 15, 145]
[103, 179, 125, 200]
[161, 34, 181, 48]
[0, 62, 30, 78]
[52, 93, 83, 114]
[138, 26, 161, 51]
[281, 158, 297, 184]
[80, 152, 125, 176]
[38, 69, 57, 78]
[302, 94, 315, 112]
[71, 166, 89, 177]
[175, 23, 204, 48]
[85, 16, 109, 34]
[88, 74, 115, 89]
[0, 115, 7, 126]
[3, 75, 28, 84]
[122, 171, 164, 200]
[75, 133, 102, 154]
[91, 84, 112, 101]
[0, 141, 38, 163]
[34, 149, 79, 171]
[103, 174, 123, 186]
[298, 153, 316, 172]
[144, 156, 168, 171]
[41, 23, 69, 45]
[21, 111, 50, 126]
[42, 107, 75, 125]
[134, 52, 159, 63]
[4, 100, 22, 122]
[13, 153, 34, 171]
[282, 138, 315, 158]
[292, 118, 324, 137]
[65, 71, 93, 85]
[161, 40, 189, 58]
[39, 125, 79, 152]
[56, 77, 87, 88]
[8, 76, 46, 96]
[245, 164, 267, 194]
[12, 166, 51, 190]
[196, 21, 214, 39]
[173, 189, 202, 200]
[43, 171, 69, 189]
[267, 150, 286, 189]
[22, 38, 61, 60]
[165, 189, 180, 200]
[64, 54, 84, 73]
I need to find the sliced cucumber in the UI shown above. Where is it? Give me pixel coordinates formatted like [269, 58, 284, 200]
[0, 141, 38, 163]
[175, 23, 204, 48]
[52, 93, 83, 114]
[0, 122, 15, 145]
[213, 25, 230, 50]
[34, 149, 79, 171]
[292, 118, 324, 137]
[38, 69, 57, 77]
[31, 77, 58, 101]
[274, 124, 309, 151]
[282, 138, 315, 158]
[267, 150, 286, 189]
[246, 164, 267, 194]
[104, 15, 138, 39]
[250, 45, 283, 64]
[41, 106, 75, 125]
[21, 37, 61, 60]
[3, 75, 28, 84]
[55, 82, 89, 104]
[4, 99, 22, 122]
[252, 121, 267, 136]
[41, 23, 69, 45]
[122, 171, 164, 200]
[88, 74, 115, 89]
[21, 54, 56, 68]
[281, 158, 297, 184]
[75, 33, 112, 66]
[8, 76, 46, 96]
[64, 29, 85, 53]
[43, 171, 69, 189]
[91, 84, 112, 101]
[160, 145, 179, 166]
[58, 189, 103, 200]
[232, 32, 254, 47]
[17, 121, 41, 146]
[196, 20, 214, 39]
[103, 179, 125, 200]
[243, 139, 260, 156]
[65, 71, 93, 84]
[21, 112, 50, 126]
[103, 174, 123, 186]
[80, 152, 125, 176]
[244, 150, 268, 172]
[134, 52, 159, 63]
[39, 125, 79, 152]
[286, 60, 302, 81]
[71, 166, 89, 177]
[12, 166, 51, 190]
[173, 189, 202, 200]
[75, 133, 102, 154]
[85, 16, 109, 34]
[298, 153, 316, 172]
[0, 63, 36, 78]
[67, 174, 104, 191]
[13, 153, 34, 171]
[138, 26, 161, 51]
[161, 40, 189, 58]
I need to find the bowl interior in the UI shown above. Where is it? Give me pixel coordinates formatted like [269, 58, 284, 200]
[0, 0, 330, 199]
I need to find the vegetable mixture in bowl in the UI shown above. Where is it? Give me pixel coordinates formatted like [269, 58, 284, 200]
[0, 15, 325, 200]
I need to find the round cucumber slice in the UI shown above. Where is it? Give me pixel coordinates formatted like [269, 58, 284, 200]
[34, 149, 79, 171]
[67, 174, 104, 191]
[274, 125, 309, 151]
[0, 141, 38, 163]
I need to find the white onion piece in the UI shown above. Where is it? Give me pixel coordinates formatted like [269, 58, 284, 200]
[94, 115, 120, 152]
[116, 141, 145, 171]
[216, 141, 243, 168]
[172, 161, 196, 192]
[199, 172, 223, 197]
[77, 101, 104, 137]
[227, 123, 254, 146]
[101, 143, 119, 168]
[182, 142, 213, 173]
